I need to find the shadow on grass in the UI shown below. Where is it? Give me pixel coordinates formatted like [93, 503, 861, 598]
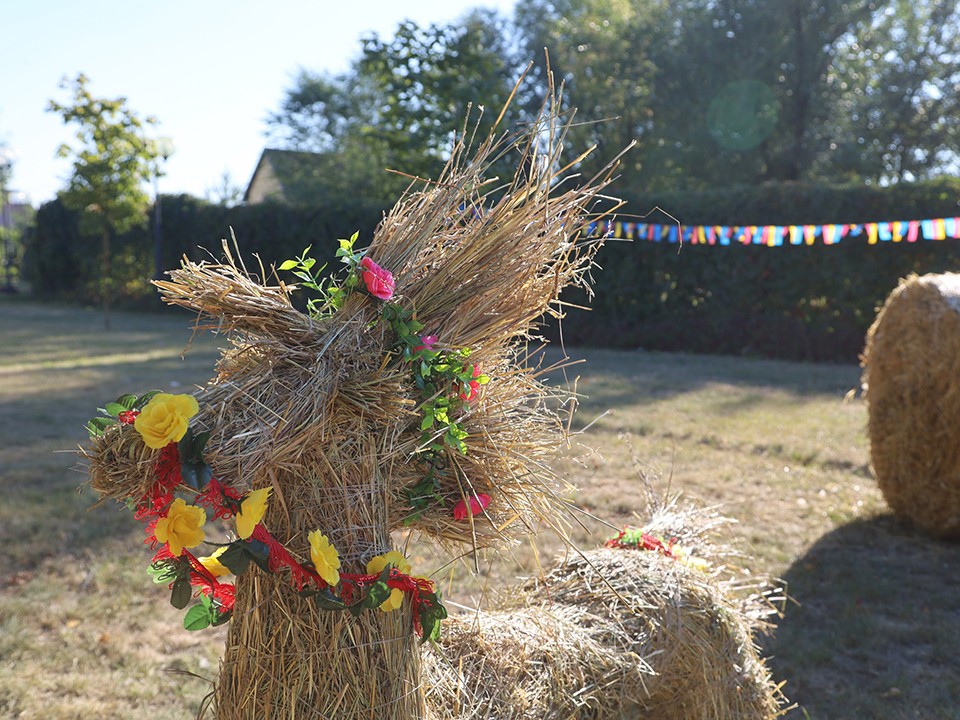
[543, 347, 862, 417]
[765, 514, 960, 720]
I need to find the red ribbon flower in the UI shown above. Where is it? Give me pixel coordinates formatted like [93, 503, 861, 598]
[460, 364, 482, 402]
[453, 493, 491, 520]
[359, 257, 395, 301]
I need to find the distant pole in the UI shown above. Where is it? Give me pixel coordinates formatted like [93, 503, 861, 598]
[152, 137, 175, 283]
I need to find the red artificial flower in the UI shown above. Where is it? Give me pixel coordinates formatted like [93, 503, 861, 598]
[453, 493, 491, 520]
[459, 364, 482, 402]
[359, 257, 395, 301]
[414, 334, 438, 352]
[118, 409, 139, 425]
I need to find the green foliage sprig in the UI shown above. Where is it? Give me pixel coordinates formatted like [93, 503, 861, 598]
[380, 303, 489, 519]
[279, 232, 363, 318]
[86, 390, 160, 437]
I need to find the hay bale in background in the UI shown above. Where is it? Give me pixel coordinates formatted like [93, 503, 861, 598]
[424, 548, 784, 720]
[862, 272, 960, 538]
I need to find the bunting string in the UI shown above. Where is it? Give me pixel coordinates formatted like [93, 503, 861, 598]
[584, 217, 960, 246]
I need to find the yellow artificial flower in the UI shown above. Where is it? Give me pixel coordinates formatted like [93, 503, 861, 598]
[366, 550, 412, 613]
[308, 530, 341, 586]
[672, 545, 711, 574]
[198, 546, 231, 578]
[154, 498, 206, 556]
[235, 486, 272, 540]
[378, 588, 405, 613]
[134, 393, 200, 449]
[366, 550, 411, 577]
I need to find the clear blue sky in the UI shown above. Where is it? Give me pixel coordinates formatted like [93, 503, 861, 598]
[0, 0, 517, 206]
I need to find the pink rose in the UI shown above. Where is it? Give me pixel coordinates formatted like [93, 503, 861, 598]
[360, 257, 395, 301]
[414, 334, 438, 352]
[453, 493, 491, 520]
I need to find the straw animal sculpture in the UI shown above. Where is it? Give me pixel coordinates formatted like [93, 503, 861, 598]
[862, 272, 960, 538]
[85, 92, 628, 719]
[423, 502, 787, 720]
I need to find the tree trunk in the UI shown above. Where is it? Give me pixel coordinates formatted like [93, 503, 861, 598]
[101, 228, 111, 330]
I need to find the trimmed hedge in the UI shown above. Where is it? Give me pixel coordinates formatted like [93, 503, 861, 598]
[24, 178, 960, 362]
[550, 177, 960, 362]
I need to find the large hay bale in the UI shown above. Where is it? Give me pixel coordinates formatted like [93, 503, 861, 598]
[862, 272, 960, 538]
[423, 547, 785, 720]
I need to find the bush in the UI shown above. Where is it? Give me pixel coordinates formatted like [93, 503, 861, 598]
[24, 178, 960, 362]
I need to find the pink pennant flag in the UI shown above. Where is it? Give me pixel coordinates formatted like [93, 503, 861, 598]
[822, 225, 837, 245]
[907, 220, 919, 243]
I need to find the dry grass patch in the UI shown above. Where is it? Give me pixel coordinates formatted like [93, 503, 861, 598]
[3, 301, 959, 718]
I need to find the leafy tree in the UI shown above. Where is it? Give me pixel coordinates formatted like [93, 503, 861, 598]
[267, 11, 519, 202]
[514, 0, 659, 187]
[828, 0, 960, 182]
[48, 74, 159, 327]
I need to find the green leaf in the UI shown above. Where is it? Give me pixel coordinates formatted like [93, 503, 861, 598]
[103, 402, 126, 417]
[211, 609, 232, 627]
[363, 581, 391, 610]
[183, 603, 212, 631]
[148, 561, 179, 585]
[180, 462, 213, 491]
[133, 390, 161, 410]
[420, 412, 435, 431]
[114, 393, 138, 410]
[86, 416, 114, 436]
[302, 587, 346, 611]
[245, 539, 272, 573]
[170, 578, 193, 610]
[278, 259, 298, 271]
[217, 542, 252, 576]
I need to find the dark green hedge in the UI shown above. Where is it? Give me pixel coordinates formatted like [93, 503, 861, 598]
[25, 194, 390, 309]
[24, 178, 960, 362]
[549, 177, 960, 362]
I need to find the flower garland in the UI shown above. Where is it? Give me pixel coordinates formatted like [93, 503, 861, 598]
[88, 396, 447, 638]
[279, 235, 490, 521]
[85, 233, 503, 638]
[605, 527, 710, 573]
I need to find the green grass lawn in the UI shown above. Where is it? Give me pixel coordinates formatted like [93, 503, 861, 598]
[1, 300, 958, 719]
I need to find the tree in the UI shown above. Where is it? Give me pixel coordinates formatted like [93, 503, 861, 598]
[514, 0, 659, 187]
[48, 74, 159, 328]
[267, 11, 520, 202]
[829, 0, 960, 183]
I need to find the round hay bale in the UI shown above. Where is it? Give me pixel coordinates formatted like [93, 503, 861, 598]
[423, 548, 784, 720]
[862, 272, 960, 538]
[423, 604, 653, 719]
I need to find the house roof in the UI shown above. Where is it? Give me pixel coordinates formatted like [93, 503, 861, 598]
[244, 148, 333, 205]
